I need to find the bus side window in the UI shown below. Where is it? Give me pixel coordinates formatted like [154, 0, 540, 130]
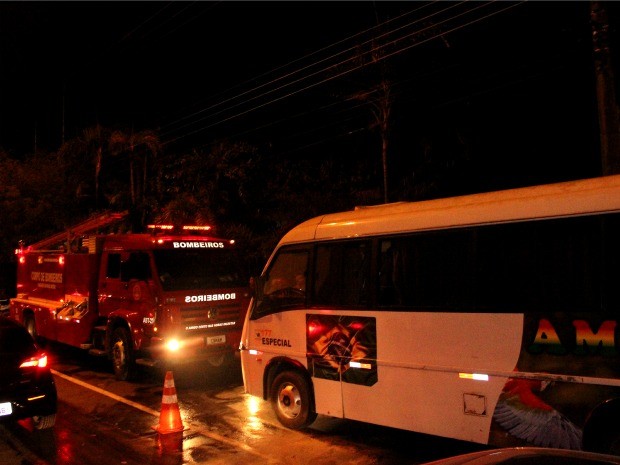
[379, 240, 403, 306]
[604, 214, 620, 311]
[315, 245, 340, 304]
[314, 241, 370, 307]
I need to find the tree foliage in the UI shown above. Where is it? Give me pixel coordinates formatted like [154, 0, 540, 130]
[0, 117, 423, 294]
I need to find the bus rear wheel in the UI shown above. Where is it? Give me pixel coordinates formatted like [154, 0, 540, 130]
[588, 427, 620, 455]
[270, 370, 317, 429]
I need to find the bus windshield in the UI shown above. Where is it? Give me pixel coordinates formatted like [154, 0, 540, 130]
[153, 249, 247, 291]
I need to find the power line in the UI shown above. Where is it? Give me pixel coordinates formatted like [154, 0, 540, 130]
[160, 1, 446, 133]
[160, 1, 527, 147]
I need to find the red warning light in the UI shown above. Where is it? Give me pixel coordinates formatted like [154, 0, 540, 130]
[348, 321, 365, 331]
[307, 318, 325, 339]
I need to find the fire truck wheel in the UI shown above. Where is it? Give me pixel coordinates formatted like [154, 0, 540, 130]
[206, 353, 227, 367]
[24, 316, 38, 340]
[112, 327, 135, 381]
[33, 414, 56, 430]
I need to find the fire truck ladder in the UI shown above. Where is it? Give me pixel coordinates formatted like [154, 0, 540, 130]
[27, 211, 129, 251]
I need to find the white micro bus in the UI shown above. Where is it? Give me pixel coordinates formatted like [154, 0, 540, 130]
[240, 175, 620, 454]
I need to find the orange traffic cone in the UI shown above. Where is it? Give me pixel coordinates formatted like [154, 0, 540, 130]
[153, 371, 186, 452]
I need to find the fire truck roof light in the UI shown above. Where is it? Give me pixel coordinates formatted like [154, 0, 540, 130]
[182, 225, 211, 231]
[148, 224, 212, 233]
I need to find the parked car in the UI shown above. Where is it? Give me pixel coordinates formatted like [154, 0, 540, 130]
[0, 317, 57, 429]
[422, 447, 620, 465]
[0, 290, 9, 317]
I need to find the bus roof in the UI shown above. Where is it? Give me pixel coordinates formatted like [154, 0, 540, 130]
[280, 175, 620, 245]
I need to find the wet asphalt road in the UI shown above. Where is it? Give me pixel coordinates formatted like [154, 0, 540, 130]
[0, 343, 485, 465]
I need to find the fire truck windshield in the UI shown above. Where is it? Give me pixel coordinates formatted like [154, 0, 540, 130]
[152, 249, 247, 291]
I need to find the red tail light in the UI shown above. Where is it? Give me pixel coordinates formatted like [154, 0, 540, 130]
[20, 353, 48, 369]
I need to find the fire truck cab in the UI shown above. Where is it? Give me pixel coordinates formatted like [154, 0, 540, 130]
[9, 213, 251, 380]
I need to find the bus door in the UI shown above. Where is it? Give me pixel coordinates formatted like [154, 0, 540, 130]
[308, 240, 374, 421]
[256, 245, 346, 419]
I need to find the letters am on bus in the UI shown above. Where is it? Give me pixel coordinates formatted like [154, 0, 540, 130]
[240, 175, 620, 455]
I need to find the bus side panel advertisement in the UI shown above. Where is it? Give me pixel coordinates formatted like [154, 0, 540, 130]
[306, 314, 377, 387]
[490, 313, 620, 451]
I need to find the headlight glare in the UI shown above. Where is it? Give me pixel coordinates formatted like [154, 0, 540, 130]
[166, 339, 181, 352]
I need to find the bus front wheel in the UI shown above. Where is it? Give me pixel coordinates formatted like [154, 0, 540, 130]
[270, 370, 317, 429]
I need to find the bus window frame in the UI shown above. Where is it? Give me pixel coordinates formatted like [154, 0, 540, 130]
[252, 245, 311, 318]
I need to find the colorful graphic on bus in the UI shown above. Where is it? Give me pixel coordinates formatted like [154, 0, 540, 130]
[491, 313, 620, 450]
[306, 314, 377, 386]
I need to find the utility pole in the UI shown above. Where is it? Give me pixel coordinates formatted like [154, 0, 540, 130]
[591, 1, 620, 175]
[62, 83, 65, 145]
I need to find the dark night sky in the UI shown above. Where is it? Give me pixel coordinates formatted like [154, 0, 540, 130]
[0, 1, 616, 189]
[1, 1, 389, 151]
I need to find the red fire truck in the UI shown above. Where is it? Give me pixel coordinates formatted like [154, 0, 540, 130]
[9, 212, 251, 380]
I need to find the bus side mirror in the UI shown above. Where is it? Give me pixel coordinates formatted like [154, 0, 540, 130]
[249, 276, 264, 301]
[251, 276, 272, 316]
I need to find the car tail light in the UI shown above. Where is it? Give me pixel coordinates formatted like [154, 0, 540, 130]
[20, 353, 48, 369]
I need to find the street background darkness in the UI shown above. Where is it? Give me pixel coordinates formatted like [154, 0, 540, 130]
[1, 1, 619, 294]
[1, 2, 613, 187]
[1, 4, 620, 461]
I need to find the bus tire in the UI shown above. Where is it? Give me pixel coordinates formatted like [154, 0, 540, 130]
[111, 327, 135, 381]
[584, 401, 620, 454]
[586, 428, 620, 455]
[602, 432, 620, 456]
[270, 370, 317, 429]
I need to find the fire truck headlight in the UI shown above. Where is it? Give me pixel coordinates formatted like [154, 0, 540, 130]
[166, 339, 181, 352]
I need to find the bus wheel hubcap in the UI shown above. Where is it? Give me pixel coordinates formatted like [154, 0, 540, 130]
[278, 384, 300, 418]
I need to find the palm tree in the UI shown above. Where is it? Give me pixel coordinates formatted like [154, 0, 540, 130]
[109, 129, 161, 229]
[58, 124, 109, 207]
